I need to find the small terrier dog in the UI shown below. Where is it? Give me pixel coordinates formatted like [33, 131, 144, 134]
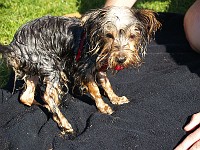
[0, 6, 161, 133]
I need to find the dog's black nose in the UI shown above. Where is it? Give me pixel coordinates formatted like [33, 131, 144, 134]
[116, 56, 126, 64]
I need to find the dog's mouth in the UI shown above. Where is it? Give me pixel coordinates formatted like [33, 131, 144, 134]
[98, 63, 124, 71]
[114, 65, 124, 71]
[98, 55, 142, 71]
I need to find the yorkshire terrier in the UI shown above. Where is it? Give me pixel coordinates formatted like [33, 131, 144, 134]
[0, 6, 161, 133]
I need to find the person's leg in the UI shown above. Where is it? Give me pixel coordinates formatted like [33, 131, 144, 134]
[104, 0, 137, 8]
[184, 0, 200, 52]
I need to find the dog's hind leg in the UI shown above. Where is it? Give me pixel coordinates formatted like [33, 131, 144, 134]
[20, 76, 40, 106]
[43, 75, 73, 133]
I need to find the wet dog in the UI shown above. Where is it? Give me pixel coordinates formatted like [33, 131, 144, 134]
[0, 6, 161, 133]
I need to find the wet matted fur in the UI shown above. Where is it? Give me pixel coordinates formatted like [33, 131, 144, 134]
[0, 6, 161, 133]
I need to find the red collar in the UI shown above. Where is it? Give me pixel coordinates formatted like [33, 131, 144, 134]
[76, 32, 86, 62]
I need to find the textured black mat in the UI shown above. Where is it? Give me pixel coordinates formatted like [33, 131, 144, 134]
[1, 13, 200, 150]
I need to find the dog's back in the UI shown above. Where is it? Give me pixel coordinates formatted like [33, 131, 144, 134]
[1, 16, 82, 77]
[11, 16, 82, 56]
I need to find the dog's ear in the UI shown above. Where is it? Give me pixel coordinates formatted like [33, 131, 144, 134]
[81, 13, 91, 25]
[81, 9, 102, 25]
[135, 9, 161, 42]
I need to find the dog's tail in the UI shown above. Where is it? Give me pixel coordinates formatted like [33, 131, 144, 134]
[0, 44, 12, 54]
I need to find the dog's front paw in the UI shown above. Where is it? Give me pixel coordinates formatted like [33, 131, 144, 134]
[98, 103, 114, 115]
[61, 121, 74, 133]
[110, 96, 129, 105]
[53, 115, 73, 134]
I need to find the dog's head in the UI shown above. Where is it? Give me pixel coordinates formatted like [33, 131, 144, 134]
[81, 6, 161, 71]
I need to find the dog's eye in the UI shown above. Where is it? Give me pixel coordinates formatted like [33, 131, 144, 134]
[106, 33, 114, 39]
[129, 34, 135, 40]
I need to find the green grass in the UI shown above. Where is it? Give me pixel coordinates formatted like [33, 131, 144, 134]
[135, 0, 195, 13]
[0, 0, 196, 87]
[0, 0, 79, 44]
[77, 0, 195, 14]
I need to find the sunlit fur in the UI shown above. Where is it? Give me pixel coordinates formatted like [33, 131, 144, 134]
[0, 6, 161, 133]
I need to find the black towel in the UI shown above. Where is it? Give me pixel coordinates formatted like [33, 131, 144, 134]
[1, 13, 200, 150]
